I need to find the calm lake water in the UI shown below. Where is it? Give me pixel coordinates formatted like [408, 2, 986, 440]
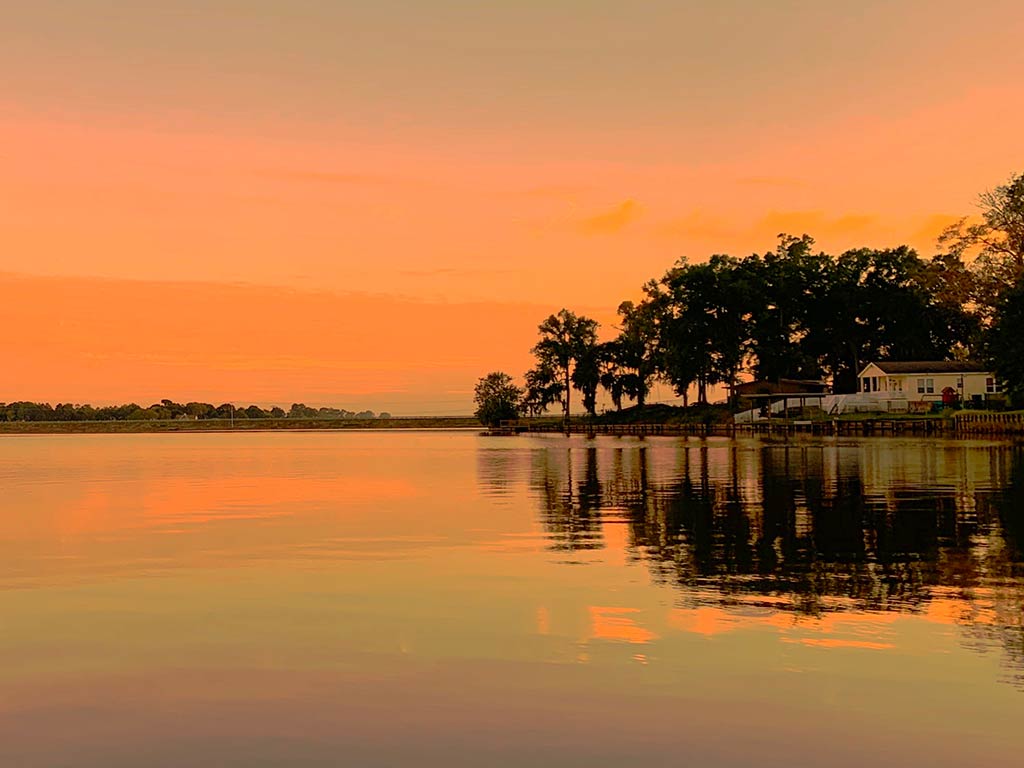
[2, 432, 1023, 767]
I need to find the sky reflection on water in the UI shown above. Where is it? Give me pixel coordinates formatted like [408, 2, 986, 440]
[1, 433, 1023, 767]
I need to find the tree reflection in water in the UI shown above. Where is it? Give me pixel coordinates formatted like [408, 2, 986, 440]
[529, 445, 606, 553]
[483, 437, 1024, 687]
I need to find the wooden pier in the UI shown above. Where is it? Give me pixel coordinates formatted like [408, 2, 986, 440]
[497, 412, 1024, 439]
[523, 418, 956, 439]
[954, 411, 1024, 435]
[737, 418, 951, 437]
[526, 422, 728, 437]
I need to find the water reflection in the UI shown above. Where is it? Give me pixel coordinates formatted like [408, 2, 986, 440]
[481, 437, 1024, 687]
[1, 433, 1022, 765]
[531, 447, 605, 553]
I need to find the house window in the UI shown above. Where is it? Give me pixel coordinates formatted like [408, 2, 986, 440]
[891, 379, 903, 392]
[872, 377, 879, 392]
[926, 378, 935, 394]
[917, 378, 926, 394]
[863, 377, 871, 393]
[987, 378, 1003, 394]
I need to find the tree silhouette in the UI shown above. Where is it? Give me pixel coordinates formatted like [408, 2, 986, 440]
[531, 309, 599, 427]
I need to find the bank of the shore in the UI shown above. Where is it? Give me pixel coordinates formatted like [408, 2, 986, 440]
[0, 416, 483, 434]
[4, 407, 1022, 436]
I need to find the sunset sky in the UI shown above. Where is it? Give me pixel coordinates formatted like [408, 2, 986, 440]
[3, 1, 1023, 413]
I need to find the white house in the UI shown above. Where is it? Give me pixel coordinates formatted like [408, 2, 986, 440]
[857, 361, 1002, 405]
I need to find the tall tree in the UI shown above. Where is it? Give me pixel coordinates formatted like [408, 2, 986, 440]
[940, 171, 1024, 311]
[598, 340, 628, 412]
[912, 252, 983, 358]
[532, 309, 599, 427]
[571, 339, 604, 417]
[986, 277, 1024, 405]
[611, 299, 662, 407]
[745, 235, 829, 383]
[800, 245, 976, 392]
[644, 273, 701, 404]
[653, 255, 752, 404]
[522, 363, 564, 417]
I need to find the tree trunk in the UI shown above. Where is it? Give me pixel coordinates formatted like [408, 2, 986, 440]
[563, 367, 571, 433]
[848, 341, 861, 393]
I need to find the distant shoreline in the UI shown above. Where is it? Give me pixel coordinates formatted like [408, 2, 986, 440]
[0, 417, 481, 434]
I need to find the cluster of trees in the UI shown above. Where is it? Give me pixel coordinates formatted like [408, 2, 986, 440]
[475, 172, 1024, 425]
[0, 400, 389, 422]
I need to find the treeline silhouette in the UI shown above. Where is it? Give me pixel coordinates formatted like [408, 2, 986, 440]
[0, 400, 390, 422]
[499, 172, 1024, 424]
[523, 241, 981, 418]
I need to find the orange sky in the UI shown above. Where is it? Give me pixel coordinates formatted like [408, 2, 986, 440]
[3, 1, 1023, 412]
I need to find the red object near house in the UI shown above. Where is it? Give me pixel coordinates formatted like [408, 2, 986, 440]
[942, 387, 959, 406]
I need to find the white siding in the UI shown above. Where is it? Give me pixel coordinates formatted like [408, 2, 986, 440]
[856, 364, 999, 403]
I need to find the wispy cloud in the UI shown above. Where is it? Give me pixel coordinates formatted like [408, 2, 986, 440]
[256, 169, 383, 185]
[736, 175, 808, 188]
[398, 266, 520, 278]
[756, 210, 877, 238]
[660, 209, 733, 240]
[579, 199, 641, 235]
[522, 184, 592, 199]
[912, 213, 962, 243]
[661, 208, 879, 245]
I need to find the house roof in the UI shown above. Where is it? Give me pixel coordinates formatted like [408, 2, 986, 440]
[865, 361, 989, 375]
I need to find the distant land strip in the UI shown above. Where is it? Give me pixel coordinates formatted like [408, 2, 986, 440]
[0, 417, 483, 434]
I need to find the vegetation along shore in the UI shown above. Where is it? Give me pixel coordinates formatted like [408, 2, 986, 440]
[0, 400, 490, 433]
[475, 172, 1024, 430]
[0, 416, 484, 434]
